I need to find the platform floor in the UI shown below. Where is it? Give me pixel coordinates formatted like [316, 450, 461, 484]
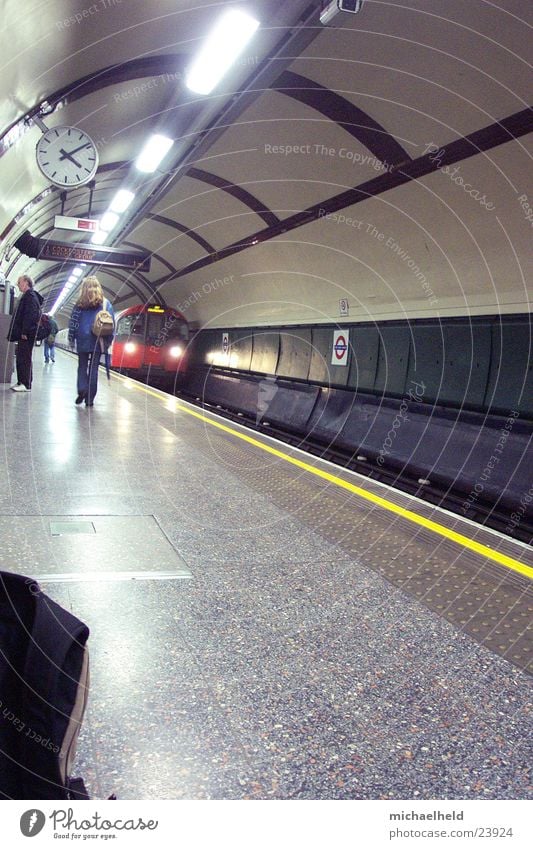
[1, 351, 531, 800]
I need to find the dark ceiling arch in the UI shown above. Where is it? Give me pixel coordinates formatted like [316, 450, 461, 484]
[121, 239, 177, 277]
[187, 167, 280, 228]
[273, 70, 412, 169]
[145, 213, 215, 254]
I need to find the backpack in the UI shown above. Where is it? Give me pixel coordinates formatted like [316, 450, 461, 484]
[92, 300, 114, 338]
[35, 313, 52, 342]
[0, 571, 90, 799]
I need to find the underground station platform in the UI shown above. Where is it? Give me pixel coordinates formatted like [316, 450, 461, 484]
[0, 351, 531, 800]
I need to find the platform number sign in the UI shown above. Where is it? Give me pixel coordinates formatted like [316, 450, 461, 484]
[222, 332, 229, 355]
[339, 298, 349, 316]
[332, 330, 349, 366]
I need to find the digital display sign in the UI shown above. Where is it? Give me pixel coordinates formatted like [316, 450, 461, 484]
[14, 230, 151, 272]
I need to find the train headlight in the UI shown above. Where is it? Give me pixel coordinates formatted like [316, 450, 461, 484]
[124, 342, 136, 353]
[169, 345, 183, 358]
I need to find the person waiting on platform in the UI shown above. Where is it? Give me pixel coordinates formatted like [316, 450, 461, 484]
[44, 314, 59, 363]
[68, 276, 115, 407]
[6, 274, 44, 392]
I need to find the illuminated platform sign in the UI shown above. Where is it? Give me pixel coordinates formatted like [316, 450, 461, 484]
[54, 215, 100, 233]
[14, 230, 151, 272]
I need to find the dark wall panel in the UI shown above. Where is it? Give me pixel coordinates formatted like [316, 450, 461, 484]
[437, 323, 491, 408]
[309, 327, 351, 386]
[485, 321, 533, 416]
[306, 388, 355, 445]
[406, 325, 445, 403]
[347, 326, 380, 391]
[250, 332, 280, 374]
[374, 325, 411, 396]
[228, 330, 253, 372]
[277, 329, 312, 380]
[258, 383, 319, 432]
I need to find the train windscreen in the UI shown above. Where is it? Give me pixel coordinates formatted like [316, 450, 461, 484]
[146, 312, 188, 344]
[116, 313, 145, 338]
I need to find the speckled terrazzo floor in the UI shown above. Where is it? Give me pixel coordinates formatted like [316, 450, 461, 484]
[0, 353, 531, 799]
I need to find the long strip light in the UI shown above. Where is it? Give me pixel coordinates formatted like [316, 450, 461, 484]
[110, 189, 135, 213]
[135, 134, 174, 173]
[186, 10, 260, 95]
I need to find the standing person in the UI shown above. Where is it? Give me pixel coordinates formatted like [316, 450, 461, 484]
[44, 314, 59, 363]
[68, 276, 114, 407]
[6, 274, 43, 392]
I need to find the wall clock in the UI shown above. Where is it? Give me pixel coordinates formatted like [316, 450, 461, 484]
[35, 126, 99, 187]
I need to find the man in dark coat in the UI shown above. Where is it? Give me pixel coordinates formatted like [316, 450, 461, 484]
[7, 274, 43, 391]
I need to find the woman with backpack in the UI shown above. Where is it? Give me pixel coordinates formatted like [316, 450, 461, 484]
[68, 276, 115, 407]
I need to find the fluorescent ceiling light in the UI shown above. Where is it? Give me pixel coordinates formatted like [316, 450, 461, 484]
[100, 211, 119, 232]
[109, 189, 135, 213]
[71, 266, 83, 277]
[186, 10, 260, 95]
[135, 134, 174, 173]
[91, 230, 108, 245]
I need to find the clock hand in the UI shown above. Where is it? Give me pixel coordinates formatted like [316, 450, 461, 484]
[58, 147, 82, 168]
[64, 141, 93, 156]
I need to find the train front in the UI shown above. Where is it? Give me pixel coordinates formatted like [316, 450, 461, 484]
[111, 305, 188, 376]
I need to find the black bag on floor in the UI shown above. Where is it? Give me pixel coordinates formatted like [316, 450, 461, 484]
[0, 571, 90, 799]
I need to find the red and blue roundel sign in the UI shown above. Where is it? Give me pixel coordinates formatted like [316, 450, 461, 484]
[331, 330, 349, 366]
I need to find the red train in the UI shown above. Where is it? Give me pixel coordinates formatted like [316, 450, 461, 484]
[111, 304, 189, 376]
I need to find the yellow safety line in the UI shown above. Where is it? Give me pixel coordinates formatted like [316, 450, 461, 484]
[118, 374, 533, 581]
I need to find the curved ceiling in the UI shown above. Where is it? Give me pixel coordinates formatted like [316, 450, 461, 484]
[1, 0, 531, 327]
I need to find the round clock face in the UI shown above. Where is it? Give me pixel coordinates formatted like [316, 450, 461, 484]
[35, 126, 99, 187]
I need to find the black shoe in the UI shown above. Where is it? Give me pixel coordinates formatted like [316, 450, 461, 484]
[75, 392, 86, 405]
[85, 402, 94, 407]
